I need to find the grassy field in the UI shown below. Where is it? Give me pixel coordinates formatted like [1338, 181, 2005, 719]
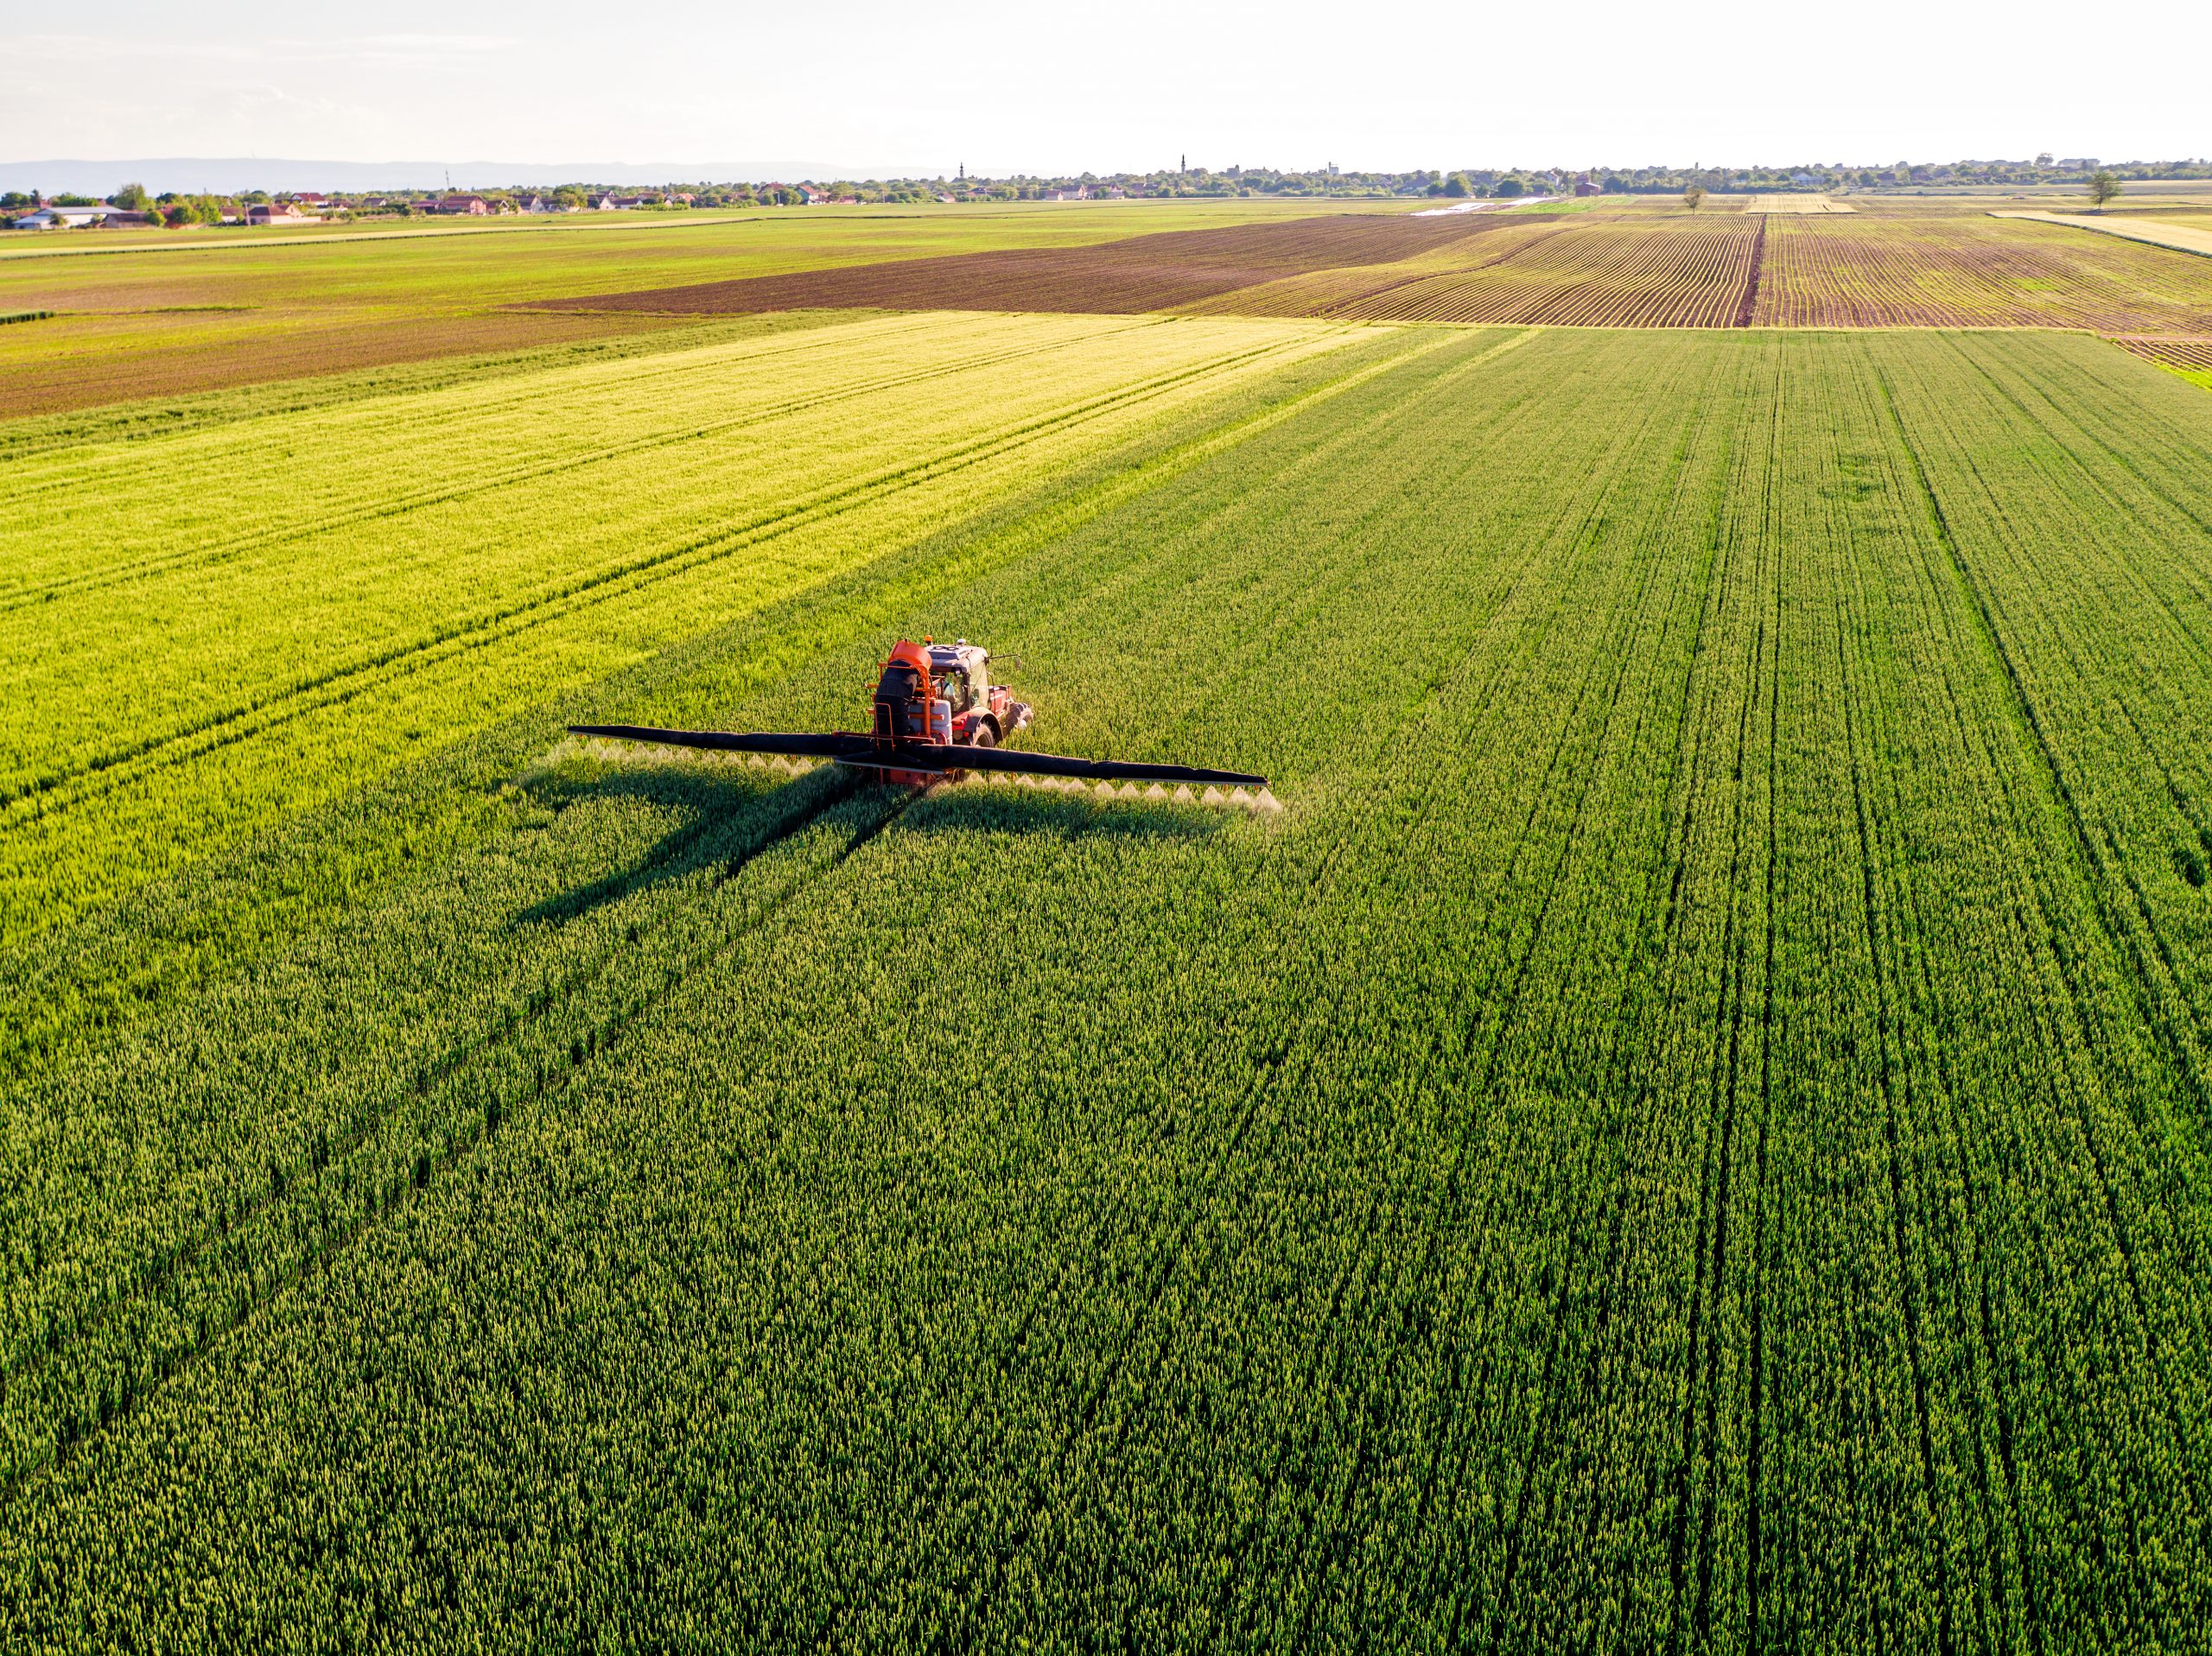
[8, 312, 2212, 1646]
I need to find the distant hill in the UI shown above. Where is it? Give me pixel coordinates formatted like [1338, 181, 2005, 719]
[0, 158, 906, 194]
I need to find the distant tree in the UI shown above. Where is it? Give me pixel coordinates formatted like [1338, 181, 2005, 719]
[163, 195, 224, 227]
[111, 181, 149, 210]
[1683, 183, 1707, 210]
[2087, 168, 2122, 209]
[1496, 175, 1525, 198]
[1443, 173, 1469, 198]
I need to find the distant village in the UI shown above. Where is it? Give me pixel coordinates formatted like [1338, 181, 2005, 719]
[7, 155, 2210, 230]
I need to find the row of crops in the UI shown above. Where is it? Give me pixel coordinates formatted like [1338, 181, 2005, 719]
[1180, 210, 2212, 336]
[1748, 214, 2212, 332]
[1329, 219, 1759, 327]
[7, 324, 2212, 1644]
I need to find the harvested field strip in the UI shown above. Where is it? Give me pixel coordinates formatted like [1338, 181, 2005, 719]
[1745, 194, 1856, 213]
[0, 312, 1382, 946]
[1992, 211, 2212, 260]
[1751, 213, 2212, 331]
[528, 212, 1554, 317]
[11, 332, 2212, 1645]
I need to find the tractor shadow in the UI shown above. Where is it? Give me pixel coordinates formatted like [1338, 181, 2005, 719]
[514, 761, 857, 928]
[517, 764, 1229, 928]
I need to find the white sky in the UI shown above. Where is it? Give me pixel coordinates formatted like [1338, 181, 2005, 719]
[6, 0, 2208, 174]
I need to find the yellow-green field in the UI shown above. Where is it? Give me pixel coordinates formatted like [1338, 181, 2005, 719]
[3, 308, 1373, 954]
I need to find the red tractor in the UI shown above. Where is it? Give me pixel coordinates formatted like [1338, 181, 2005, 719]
[883, 639, 1033, 762]
[573, 638, 1268, 794]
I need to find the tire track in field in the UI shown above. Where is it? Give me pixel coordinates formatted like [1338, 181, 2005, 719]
[897, 345, 1615, 1646]
[1877, 362, 2209, 1510]
[1831, 486, 1955, 1656]
[1884, 357, 2212, 1150]
[2, 770, 919, 1494]
[1285, 546, 1660, 1645]
[1, 332, 1330, 823]
[0, 315, 1151, 612]
[1263, 348, 1724, 1640]
[1738, 337, 1784, 1656]
[1350, 419, 1696, 1648]
[1116, 347, 1713, 1640]
[1733, 217, 1768, 328]
[1833, 358, 2030, 1646]
[1213, 346, 1722, 1640]
[1906, 349, 2212, 1304]
[1667, 346, 1781, 1654]
[1893, 440, 2172, 1641]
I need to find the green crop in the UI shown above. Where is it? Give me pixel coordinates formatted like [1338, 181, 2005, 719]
[5, 324, 2212, 1649]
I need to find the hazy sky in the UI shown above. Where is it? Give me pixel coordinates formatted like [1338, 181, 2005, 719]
[9, 0, 2209, 173]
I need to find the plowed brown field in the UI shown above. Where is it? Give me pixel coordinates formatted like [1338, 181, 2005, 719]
[529, 213, 1553, 318]
[2107, 333, 2212, 370]
[1749, 214, 2212, 330]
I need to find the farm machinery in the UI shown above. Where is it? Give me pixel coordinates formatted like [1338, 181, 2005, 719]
[570, 638, 1276, 804]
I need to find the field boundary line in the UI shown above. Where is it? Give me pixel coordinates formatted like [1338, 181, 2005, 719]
[1990, 211, 2212, 263]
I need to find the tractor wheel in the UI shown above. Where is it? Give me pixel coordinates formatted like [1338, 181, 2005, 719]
[970, 720, 998, 749]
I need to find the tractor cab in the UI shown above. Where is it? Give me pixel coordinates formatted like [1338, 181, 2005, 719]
[925, 642, 986, 716]
[869, 639, 1033, 771]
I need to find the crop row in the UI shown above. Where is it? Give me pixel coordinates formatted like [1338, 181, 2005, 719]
[2107, 333, 2212, 377]
[1750, 214, 2212, 332]
[1322, 219, 1761, 327]
[6, 329, 2212, 1645]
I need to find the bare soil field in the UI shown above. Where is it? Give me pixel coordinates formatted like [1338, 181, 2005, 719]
[2107, 333, 2212, 370]
[528, 213, 1553, 317]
